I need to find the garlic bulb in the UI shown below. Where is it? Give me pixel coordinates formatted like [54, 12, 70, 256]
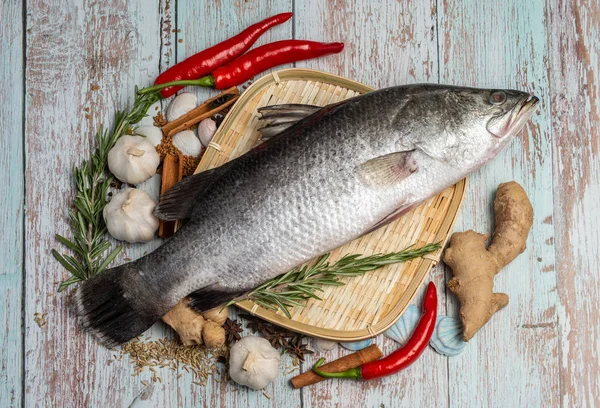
[135, 125, 163, 146]
[172, 130, 202, 156]
[166, 92, 197, 122]
[229, 336, 281, 390]
[108, 135, 160, 184]
[197, 118, 217, 147]
[103, 188, 159, 243]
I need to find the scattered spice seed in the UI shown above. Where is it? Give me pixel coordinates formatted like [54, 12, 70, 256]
[121, 337, 229, 387]
[91, 84, 100, 91]
[263, 392, 271, 400]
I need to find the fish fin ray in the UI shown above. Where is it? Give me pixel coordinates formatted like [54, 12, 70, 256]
[357, 151, 418, 187]
[70, 263, 166, 347]
[258, 123, 295, 141]
[154, 165, 227, 221]
[258, 104, 320, 140]
[186, 284, 250, 313]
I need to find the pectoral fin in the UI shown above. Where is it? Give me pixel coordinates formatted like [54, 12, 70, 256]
[357, 151, 417, 187]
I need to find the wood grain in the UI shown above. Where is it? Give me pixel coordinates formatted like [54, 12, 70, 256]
[23, 1, 173, 406]
[0, 1, 23, 407]
[548, 1, 600, 406]
[295, 2, 452, 408]
[174, 2, 303, 407]
[439, 0, 560, 406]
[7, 0, 599, 406]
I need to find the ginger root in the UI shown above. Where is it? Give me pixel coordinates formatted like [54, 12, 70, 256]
[162, 299, 229, 347]
[443, 181, 533, 341]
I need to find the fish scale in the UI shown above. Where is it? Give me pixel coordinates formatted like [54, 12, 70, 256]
[71, 84, 538, 346]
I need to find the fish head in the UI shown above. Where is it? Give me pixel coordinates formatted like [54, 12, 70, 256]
[406, 86, 539, 170]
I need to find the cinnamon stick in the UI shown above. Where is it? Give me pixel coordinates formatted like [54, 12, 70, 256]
[162, 87, 240, 137]
[158, 154, 184, 238]
[290, 344, 383, 388]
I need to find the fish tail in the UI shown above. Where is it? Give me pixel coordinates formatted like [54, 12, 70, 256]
[70, 263, 169, 347]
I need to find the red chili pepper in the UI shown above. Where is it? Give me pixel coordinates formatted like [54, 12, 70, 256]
[312, 282, 437, 381]
[196, 40, 345, 90]
[154, 12, 293, 98]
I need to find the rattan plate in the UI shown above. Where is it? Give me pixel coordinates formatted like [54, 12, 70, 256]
[195, 68, 466, 341]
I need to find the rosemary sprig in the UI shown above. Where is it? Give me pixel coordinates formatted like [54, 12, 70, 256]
[227, 243, 441, 318]
[52, 77, 238, 291]
[52, 87, 162, 291]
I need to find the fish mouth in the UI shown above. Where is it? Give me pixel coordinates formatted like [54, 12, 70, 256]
[487, 95, 540, 138]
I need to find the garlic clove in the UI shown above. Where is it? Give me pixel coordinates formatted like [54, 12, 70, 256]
[197, 118, 217, 147]
[108, 135, 160, 184]
[103, 188, 159, 243]
[135, 125, 163, 146]
[166, 92, 198, 122]
[172, 130, 202, 157]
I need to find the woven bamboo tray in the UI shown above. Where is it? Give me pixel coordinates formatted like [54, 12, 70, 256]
[194, 68, 466, 341]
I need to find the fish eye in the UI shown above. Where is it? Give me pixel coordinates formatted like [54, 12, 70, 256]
[490, 91, 507, 105]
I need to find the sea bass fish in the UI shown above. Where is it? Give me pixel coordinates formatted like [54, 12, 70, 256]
[72, 84, 539, 346]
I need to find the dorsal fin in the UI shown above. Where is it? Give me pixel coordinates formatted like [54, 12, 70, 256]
[257, 104, 320, 141]
[153, 165, 228, 221]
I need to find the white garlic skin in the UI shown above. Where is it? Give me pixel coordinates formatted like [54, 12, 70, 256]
[135, 125, 163, 147]
[197, 118, 217, 147]
[166, 92, 197, 122]
[108, 135, 160, 184]
[172, 130, 202, 157]
[103, 188, 159, 243]
[229, 336, 281, 390]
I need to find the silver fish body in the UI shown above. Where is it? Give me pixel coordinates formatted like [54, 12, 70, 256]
[72, 84, 539, 346]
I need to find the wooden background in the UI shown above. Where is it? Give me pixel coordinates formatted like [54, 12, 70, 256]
[1, 0, 598, 406]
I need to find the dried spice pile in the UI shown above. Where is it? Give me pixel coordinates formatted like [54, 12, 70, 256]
[242, 315, 314, 362]
[120, 337, 229, 386]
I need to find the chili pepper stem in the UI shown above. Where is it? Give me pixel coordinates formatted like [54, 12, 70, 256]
[311, 358, 362, 379]
[138, 76, 216, 95]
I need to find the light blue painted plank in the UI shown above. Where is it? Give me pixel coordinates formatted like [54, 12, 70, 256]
[0, 1, 24, 407]
[295, 1, 451, 407]
[24, 1, 172, 407]
[546, 1, 600, 406]
[439, 0, 559, 406]
[174, 2, 301, 406]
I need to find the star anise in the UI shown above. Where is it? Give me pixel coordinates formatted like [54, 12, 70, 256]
[286, 336, 314, 362]
[223, 318, 243, 344]
[242, 315, 266, 334]
[264, 331, 290, 350]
